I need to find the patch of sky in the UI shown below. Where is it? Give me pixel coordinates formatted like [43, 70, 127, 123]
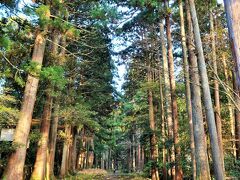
[110, 6, 140, 93]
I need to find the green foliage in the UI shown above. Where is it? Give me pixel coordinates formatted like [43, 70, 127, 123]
[224, 155, 240, 178]
[23, 61, 42, 77]
[29, 129, 41, 143]
[35, 5, 51, 28]
[0, 90, 19, 128]
[90, 3, 118, 26]
[40, 66, 66, 90]
[0, 35, 12, 51]
[130, 0, 159, 8]
[59, 99, 99, 131]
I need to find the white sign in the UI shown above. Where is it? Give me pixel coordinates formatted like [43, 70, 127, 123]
[0, 128, 15, 141]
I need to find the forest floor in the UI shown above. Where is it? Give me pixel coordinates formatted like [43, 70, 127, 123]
[63, 169, 149, 180]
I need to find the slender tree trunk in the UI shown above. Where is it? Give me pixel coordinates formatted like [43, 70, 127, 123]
[60, 125, 71, 177]
[47, 32, 62, 178]
[178, 0, 196, 179]
[186, 1, 210, 179]
[141, 146, 145, 170]
[137, 144, 141, 171]
[132, 133, 136, 172]
[159, 67, 167, 179]
[224, 0, 240, 87]
[233, 72, 240, 160]
[101, 152, 104, 169]
[164, 1, 183, 179]
[210, 10, 225, 171]
[47, 100, 59, 177]
[188, 0, 224, 179]
[4, 31, 47, 180]
[160, 20, 174, 180]
[31, 91, 53, 180]
[71, 127, 78, 172]
[147, 68, 160, 180]
[224, 0, 240, 161]
[222, 55, 236, 158]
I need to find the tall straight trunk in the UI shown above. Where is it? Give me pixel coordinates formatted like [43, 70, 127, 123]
[47, 32, 62, 178]
[210, 11, 225, 170]
[101, 152, 104, 169]
[47, 101, 59, 177]
[188, 0, 224, 179]
[147, 68, 160, 180]
[132, 133, 136, 172]
[178, 0, 196, 179]
[31, 91, 53, 180]
[137, 144, 141, 171]
[164, 1, 182, 179]
[60, 125, 71, 177]
[4, 31, 46, 180]
[159, 67, 167, 179]
[160, 21, 175, 179]
[222, 55, 236, 158]
[185, 1, 209, 179]
[233, 72, 240, 159]
[71, 127, 78, 172]
[224, 0, 240, 87]
[141, 146, 145, 170]
[224, 0, 240, 161]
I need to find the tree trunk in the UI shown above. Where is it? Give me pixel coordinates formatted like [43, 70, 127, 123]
[222, 55, 236, 158]
[47, 100, 59, 177]
[137, 144, 141, 171]
[233, 72, 240, 160]
[158, 67, 167, 179]
[178, 0, 195, 179]
[47, 31, 62, 178]
[4, 31, 47, 180]
[31, 91, 53, 180]
[164, 1, 183, 179]
[60, 125, 71, 177]
[185, 0, 209, 179]
[71, 127, 78, 172]
[132, 133, 136, 172]
[147, 68, 160, 180]
[160, 20, 175, 180]
[224, 0, 240, 87]
[210, 10, 225, 171]
[188, 0, 225, 179]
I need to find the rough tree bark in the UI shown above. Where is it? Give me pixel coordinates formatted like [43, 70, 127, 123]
[158, 65, 167, 179]
[186, 0, 210, 179]
[31, 91, 53, 180]
[233, 72, 240, 160]
[188, 0, 225, 179]
[224, 0, 240, 161]
[224, 0, 240, 87]
[47, 32, 62, 178]
[31, 30, 60, 180]
[210, 10, 225, 171]
[222, 54, 236, 158]
[60, 125, 72, 177]
[160, 20, 175, 179]
[147, 68, 160, 180]
[71, 127, 78, 172]
[164, 1, 183, 179]
[178, 0, 196, 179]
[4, 31, 47, 180]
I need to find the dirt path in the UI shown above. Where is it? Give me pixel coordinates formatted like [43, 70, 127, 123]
[69, 169, 148, 180]
[104, 173, 148, 180]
